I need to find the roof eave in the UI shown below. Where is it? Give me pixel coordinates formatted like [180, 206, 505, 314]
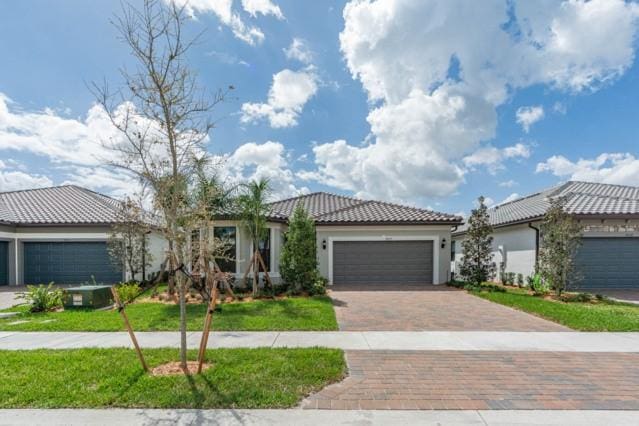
[316, 220, 463, 226]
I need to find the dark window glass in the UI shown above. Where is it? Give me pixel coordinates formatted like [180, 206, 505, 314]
[451, 240, 456, 258]
[191, 230, 201, 269]
[258, 231, 271, 272]
[214, 227, 237, 273]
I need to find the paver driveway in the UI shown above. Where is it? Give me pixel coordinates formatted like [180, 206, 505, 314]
[330, 286, 567, 331]
[303, 350, 639, 410]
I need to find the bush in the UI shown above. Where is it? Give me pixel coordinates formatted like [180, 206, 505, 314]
[19, 283, 64, 312]
[559, 292, 596, 303]
[280, 205, 320, 294]
[516, 273, 524, 287]
[530, 274, 550, 296]
[114, 282, 141, 304]
[307, 271, 327, 295]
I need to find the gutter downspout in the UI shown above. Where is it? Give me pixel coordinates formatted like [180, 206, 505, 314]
[528, 222, 539, 272]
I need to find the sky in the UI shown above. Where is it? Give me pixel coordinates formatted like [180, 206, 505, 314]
[1, 0, 639, 216]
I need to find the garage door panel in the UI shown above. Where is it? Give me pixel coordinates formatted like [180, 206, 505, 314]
[24, 242, 122, 285]
[333, 240, 433, 286]
[0, 241, 8, 286]
[574, 238, 639, 289]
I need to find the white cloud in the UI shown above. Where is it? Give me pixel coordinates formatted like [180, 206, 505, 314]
[0, 159, 53, 192]
[304, 0, 639, 202]
[516, 105, 545, 132]
[241, 68, 318, 128]
[553, 101, 567, 114]
[241, 0, 283, 19]
[536, 153, 639, 185]
[462, 143, 530, 174]
[498, 192, 520, 205]
[284, 38, 314, 64]
[169, 0, 265, 45]
[499, 179, 517, 188]
[0, 93, 153, 198]
[219, 141, 308, 199]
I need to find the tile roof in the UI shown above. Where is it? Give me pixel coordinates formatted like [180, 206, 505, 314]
[267, 192, 462, 225]
[455, 181, 639, 234]
[0, 185, 123, 225]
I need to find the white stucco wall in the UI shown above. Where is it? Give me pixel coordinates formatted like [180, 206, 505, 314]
[316, 225, 453, 285]
[452, 217, 639, 282]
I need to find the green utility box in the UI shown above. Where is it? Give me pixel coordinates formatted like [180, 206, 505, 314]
[64, 285, 114, 309]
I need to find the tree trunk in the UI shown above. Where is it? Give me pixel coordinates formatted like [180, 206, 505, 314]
[253, 250, 259, 296]
[174, 241, 188, 369]
[168, 242, 176, 296]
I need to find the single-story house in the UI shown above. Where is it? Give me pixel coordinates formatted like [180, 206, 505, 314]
[259, 192, 463, 288]
[452, 181, 639, 290]
[0, 185, 165, 286]
[1, 186, 463, 288]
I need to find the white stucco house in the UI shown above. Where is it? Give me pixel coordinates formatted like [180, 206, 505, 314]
[0, 185, 166, 286]
[452, 181, 639, 290]
[0, 186, 463, 288]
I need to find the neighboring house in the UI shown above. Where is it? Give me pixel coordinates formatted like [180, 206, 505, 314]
[212, 192, 462, 288]
[452, 181, 639, 290]
[0, 185, 165, 286]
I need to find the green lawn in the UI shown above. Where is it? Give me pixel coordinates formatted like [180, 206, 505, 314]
[0, 296, 337, 332]
[474, 289, 639, 331]
[0, 347, 345, 408]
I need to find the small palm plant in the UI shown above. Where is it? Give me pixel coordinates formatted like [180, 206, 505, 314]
[237, 178, 272, 295]
[19, 283, 64, 312]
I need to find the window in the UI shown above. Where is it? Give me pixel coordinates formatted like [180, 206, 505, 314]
[451, 240, 456, 259]
[258, 231, 271, 272]
[213, 226, 237, 273]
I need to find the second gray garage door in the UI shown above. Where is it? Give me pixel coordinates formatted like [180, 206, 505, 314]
[573, 237, 639, 290]
[24, 242, 123, 285]
[333, 240, 433, 287]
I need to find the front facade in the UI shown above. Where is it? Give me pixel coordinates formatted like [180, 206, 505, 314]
[208, 192, 462, 287]
[452, 181, 639, 290]
[0, 186, 165, 286]
[265, 192, 461, 287]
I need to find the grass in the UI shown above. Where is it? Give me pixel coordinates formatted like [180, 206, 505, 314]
[0, 296, 337, 332]
[474, 288, 639, 331]
[0, 347, 345, 408]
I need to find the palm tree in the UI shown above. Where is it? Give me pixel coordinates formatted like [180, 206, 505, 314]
[237, 178, 271, 295]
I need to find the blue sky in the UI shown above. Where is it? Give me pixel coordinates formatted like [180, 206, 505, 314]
[0, 0, 638, 216]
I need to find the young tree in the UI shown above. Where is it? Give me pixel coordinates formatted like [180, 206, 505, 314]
[280, 205, 317, 293]
[107, 198, 153, 282]
[93, 0, 231, 368]
[237, 178, 271, 295]
[538, 197, 582, 295]
[459, 196, 496, 286]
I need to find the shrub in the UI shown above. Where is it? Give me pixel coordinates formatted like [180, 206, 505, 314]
[114, 282, 141, 304]
[559, 292, 597, 303]
[307, 271, 327, 295]
[19, 283, 64, 312]
[516, 273, 524, 287]
[280, 205, 320, 294]
[530, 274, 550, 296]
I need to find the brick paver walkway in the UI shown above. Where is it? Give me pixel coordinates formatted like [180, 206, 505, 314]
[330, 287, 568, 331]
[302, 350, 639, 410]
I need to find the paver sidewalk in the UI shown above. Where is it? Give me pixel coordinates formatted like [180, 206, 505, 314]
[303, 350, 639, 410]
[1, 330, 639, 351]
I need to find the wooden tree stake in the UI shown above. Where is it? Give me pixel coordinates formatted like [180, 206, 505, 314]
[197, 278, 218, 373]
[111, 287, 148, 372]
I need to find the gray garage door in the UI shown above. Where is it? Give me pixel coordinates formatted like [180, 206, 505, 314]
[0, 241, 8, 286]
[333, 240, 433, 287]
[24, 242, 122, 285]
[573, 237, 639, 289]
